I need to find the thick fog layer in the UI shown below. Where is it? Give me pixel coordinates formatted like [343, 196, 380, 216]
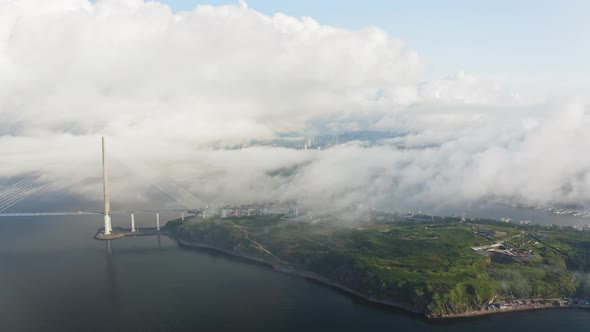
[0, 0, 588, 215]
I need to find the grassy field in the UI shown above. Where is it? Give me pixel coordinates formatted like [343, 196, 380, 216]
[166, 215, 590, 317]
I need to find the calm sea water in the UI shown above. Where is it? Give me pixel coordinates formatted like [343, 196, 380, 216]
[0, 215, 589, 332]
[394, 201, 590, 227]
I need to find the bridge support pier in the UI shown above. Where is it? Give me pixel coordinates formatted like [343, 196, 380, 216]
[131, 214, 136, 233]
[181, 212, 184, 221]
[156, 212, 160, 231]
[104, 214, 111, 235]
[202, 210, 206, 219]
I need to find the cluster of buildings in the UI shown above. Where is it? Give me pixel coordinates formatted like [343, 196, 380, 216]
[243, 130, 406, 151]
[546, 207, 590, 217]
[479, 298, 589, 313]
[473, 227, 496, 237]
[485, 245, 535, 258]
[499, 218, 532, 225]
[218, 201, 298, 219]
[220, 207, 264, 218]
[372, 211, 435, 223]
[470, 242, 535, 259]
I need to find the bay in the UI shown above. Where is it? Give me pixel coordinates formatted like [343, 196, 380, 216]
[0, 216, 589, 332]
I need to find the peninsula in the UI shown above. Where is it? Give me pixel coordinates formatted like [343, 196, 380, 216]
[163, 214, 590, 318]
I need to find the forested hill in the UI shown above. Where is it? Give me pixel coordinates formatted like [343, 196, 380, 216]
[166, 215, 590, 317]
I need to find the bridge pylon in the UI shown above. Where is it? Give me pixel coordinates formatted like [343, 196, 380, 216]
[102, 137, 112, 235]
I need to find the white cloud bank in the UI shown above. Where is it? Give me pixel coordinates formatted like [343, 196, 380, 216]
[0, 0, 427, 141]
[0, 0, 589, 216]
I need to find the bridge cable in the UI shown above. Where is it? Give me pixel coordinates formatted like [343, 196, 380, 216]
[0, 179, 53, 212]
[0, 173, 42, 200]
[0, 177, 55, 212]
[0, 178, 47, 208]
[110, 155, 207, 210]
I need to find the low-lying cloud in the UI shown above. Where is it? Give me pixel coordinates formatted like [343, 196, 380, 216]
[0, 0, 589, 217]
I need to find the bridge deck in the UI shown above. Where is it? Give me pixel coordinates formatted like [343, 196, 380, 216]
[0, 209, 202, 217]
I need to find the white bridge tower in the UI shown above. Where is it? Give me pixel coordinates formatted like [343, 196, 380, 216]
[102, 137, 112, 235]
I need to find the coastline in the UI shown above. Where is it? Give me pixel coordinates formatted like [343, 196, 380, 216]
[173, 238, 590, 319]
[95, 228, 589, 319]
[174, 238, 421, 315]
[93, 227, 169, 240]
[446, 303, 585, 319]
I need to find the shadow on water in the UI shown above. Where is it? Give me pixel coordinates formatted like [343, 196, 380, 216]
[176, 241, 275, 269]
[174, 240, 428, 322]
[171, 237, 590, 330]
[105, 240, 121, 322]
[303, 277, 426, 318]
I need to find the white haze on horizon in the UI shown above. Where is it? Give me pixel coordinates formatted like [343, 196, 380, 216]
[0, 0, 589, 217]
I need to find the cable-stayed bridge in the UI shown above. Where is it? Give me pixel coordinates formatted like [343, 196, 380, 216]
[0, 172, 54, 213]
[0, 137, 208, 236]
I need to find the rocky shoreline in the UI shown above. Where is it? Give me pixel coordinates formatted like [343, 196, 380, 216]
[172, 237, 590, 319]
[95, 228, 590, 319]
[175, 239, 421, 314]
[447, 300, 590, 319]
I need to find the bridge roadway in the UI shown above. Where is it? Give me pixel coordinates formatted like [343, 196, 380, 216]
[0, 209, 202, 217]
[0, 209, 203, 236]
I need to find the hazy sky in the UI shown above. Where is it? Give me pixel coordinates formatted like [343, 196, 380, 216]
[159, 0, 590, 97]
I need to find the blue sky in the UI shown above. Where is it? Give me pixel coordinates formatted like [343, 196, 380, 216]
[156, 0, 590, 95]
